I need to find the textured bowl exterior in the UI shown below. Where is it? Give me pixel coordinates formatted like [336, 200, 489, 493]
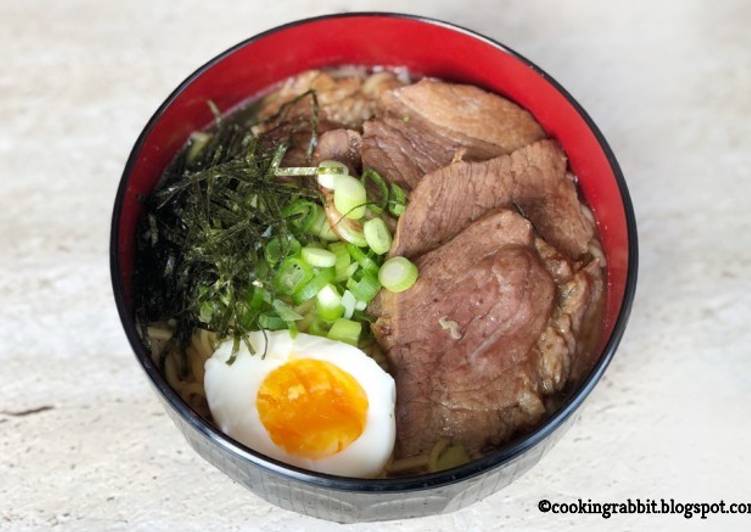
[161, 389, 576, 522]
[111, 13, 637, 523]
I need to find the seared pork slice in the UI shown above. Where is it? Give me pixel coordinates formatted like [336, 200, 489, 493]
[361, 79, 546, 188]
[566, 259, 605, 382]
[314, 129, 362, 173]
[391, 140, 595, 260]
[257, 69, 404, 131]
[371, 210, 556, 457]
[533, 251, 605, 398]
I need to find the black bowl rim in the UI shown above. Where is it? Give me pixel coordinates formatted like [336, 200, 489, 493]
[110, 11, 638, 493]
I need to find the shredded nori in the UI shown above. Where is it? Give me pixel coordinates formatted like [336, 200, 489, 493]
[134, 95, 321, 353]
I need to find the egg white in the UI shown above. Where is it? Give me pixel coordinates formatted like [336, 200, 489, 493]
[204, 330, 396, 478]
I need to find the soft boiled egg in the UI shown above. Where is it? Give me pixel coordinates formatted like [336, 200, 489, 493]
[204, 330, 396, 477]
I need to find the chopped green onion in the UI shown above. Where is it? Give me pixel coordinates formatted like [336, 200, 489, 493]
[294, 298, 316, 315]
[346, 244, 380, 273]
[291, 267, 335, 305]
[264, 238, 283, 265]
[316, 217, 339, 241]
[258, 313, 287, 330]
[282, 201, 336, 241]
[293, 299, 316, 331]
[274, 257, 314, 295]
[265, 234, 300, 265]
[308, 317, 330, 337]
[346, 270, 381, 303]
[296, 309, 316, 332]
[282, 199, 318, 231]
[271, 299, 304, 322]
[351, 309, 374, 323]
[316, 284, 344, 322]
[360, 168, 388, 213]
[186, 132, 212, 164]
[327, 318, 362, 346]
[344, 262, 359, 279]
[236, 301, 257, 330]
[363, 217, 392, 255]
[301, 246, 337, 268]
[318, 160, 348, 172]
[334, 175, 367, 220]
[388, 182, 407, 217]
[248, 286, 267, 311]
[341, 290, 356, 319]
[236, 287, 266, 328]
[305, 205, 332, 239]
[379, 256, 418, 293]
[354, 299, 367, 311]
[334, 217, 368, 247]
[323, 196, 368, 246]
[317, 160, 348, 189]
[283, 235, 301, 258]
[329, 242, 351, 282]
[198, 299, 219, 324]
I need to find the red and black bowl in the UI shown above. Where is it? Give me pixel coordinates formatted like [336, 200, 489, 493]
[110, 13, 637, 523]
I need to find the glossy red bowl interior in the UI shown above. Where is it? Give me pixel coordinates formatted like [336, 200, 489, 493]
[111, 13, 636, 490]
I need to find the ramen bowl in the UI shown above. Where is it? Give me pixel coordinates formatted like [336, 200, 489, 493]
[110, 12, 637, 523]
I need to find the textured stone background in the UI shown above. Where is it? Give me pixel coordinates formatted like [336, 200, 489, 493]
[1, 1, 749, 530]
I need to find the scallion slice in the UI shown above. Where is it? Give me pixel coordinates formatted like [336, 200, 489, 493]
[295, 306, 316, 333]
[248, 286, 267, 311]
[273, 257, 314, 296]
[301, 246, 337, 268]
[335, 218, 368, 247]
[334, 175, 367, 220]
[346, 244, 380, 273]
[346, 270, 381, 303]
[363, 217, 392, 255]
[344, 262, 359, 279]
[264, 238, 283, 265]
[323, 193, 368, 246]
[258, 313, 287, 330]
[308, 317, 330, 337]
[341, 290, 356, 319]
[309, 206, 339, 241]
[317, 160, 348, 189]
[264, 234, 300, 265]
[291, 267, 335, 305]
[388, 183, 407, 217]
[317, 219, 339, 241]
[271, 299, 304, 322]
[282, 199, 318, 231]
[186, 132, 212, 164]
[360, 168, 388, 213]
[378, 256, 418, 293]
[327, 318, 362, 346]
[316, 284, 344, 322]
[329, 242, 352, 282]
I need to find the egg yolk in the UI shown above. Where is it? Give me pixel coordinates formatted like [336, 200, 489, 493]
[256, 358, 368, 459]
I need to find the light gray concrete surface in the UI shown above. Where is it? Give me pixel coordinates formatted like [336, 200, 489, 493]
[1, 1, 749, 530]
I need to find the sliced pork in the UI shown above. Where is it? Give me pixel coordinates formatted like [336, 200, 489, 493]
[371, 210, 558, 457]
[390, 140, 595, 260]
[257, 69, 404, 130]
[361, 79, 546, 188]
[314, 128, 363, 173]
